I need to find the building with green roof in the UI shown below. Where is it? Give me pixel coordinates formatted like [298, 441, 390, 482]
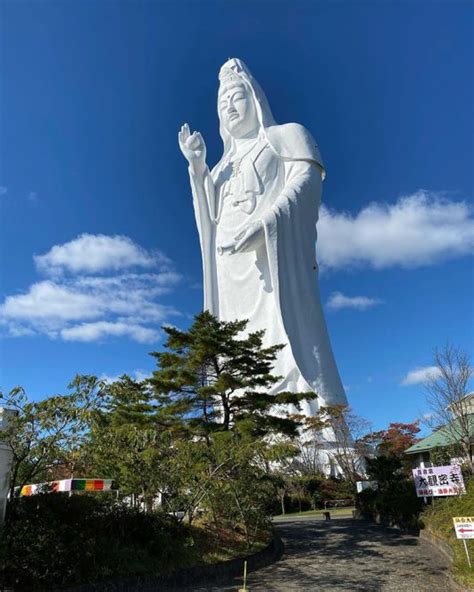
[405, 412, 474, 467]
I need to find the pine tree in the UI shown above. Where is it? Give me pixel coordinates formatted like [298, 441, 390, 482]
[149, 311, 315, 438]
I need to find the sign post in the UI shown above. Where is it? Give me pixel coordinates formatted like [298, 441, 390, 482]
[464, 541, 472, 569]
[453, 517, 474, 568]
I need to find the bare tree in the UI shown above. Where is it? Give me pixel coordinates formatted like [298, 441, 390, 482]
[298, 406, 371, 485]
[326, 406, 372, 485]
[294, 436, 327, 476]
[424, 344, 473, 467]
[292, 413, 329, 476]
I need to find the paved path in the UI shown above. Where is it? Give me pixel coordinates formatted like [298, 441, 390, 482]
[192, 517, 454, 592]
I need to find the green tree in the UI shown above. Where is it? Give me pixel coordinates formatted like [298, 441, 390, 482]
[0, 376, 104, 502]
[149, 311, 315, 438]
[146, 312, 313, 542]
[180, 431, 275, 546]
[357, 455, 422, 528]
[86, 375, 182, 512]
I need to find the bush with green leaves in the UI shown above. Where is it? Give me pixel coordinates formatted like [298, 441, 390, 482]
[356, 455, 423, 529]
[0, 494, 195, 590]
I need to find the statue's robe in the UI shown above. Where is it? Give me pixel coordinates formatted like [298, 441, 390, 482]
[189, 123, 347, 414]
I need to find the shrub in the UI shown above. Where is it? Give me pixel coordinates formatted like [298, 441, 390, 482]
[0, 494, 195, 590]
[356, 455, 423, 529]
[319, 477, 355, 506]
[357, 479, 423, 529]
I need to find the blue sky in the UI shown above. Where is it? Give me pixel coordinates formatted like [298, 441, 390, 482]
[0, 1, 473, 432]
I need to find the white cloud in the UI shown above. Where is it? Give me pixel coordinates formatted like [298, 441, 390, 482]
[100, 373, 123, 385]
[401, 366, 442, 386]
[134, 369, 152, 382]
[1, 234, 182, 343]
[0, 186, 7, 196]
[100, 369, 152, 384]
[1, 281, 101, 322]
[7, 325, 36, 337]
[61, 321, 160, 344]
[34, 233, 163, 275]
[75, 272, 181, 292]
[318, 191, 474, 270]
[0, 277, 177, 328]
[326, 291, 382, 311]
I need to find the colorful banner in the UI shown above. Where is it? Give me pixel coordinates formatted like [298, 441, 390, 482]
[16, 478, 116, 497]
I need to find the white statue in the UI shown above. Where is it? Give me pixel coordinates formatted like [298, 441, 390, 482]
[179, 58, 346, 416]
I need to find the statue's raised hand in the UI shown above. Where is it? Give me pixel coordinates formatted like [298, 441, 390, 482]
[179, 123, 207, 175]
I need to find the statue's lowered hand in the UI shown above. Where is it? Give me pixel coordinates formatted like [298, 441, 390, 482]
[179, 123, 207, 174]
[233, 221, 264, 253]
[217, 224, 261, 255]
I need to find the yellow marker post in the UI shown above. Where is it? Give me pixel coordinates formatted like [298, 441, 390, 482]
[238, 560, 248, 592]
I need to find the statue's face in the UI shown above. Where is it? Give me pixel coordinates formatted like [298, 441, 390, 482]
[218, 81, 258, 139]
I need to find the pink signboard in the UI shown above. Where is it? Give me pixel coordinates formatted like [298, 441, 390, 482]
[412, 465, 466, 497]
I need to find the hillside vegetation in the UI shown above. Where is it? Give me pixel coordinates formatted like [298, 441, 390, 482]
[421, 481, 474, 590]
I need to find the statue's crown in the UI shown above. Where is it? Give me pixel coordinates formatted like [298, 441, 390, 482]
[219, 58, 244, 83]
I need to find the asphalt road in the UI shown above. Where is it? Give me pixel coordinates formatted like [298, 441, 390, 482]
[192, 517, 455, 592]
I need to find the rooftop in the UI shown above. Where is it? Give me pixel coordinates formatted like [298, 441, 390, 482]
[405, 413, 474, 455]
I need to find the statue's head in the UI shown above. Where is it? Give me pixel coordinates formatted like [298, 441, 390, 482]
[216, 59, 276, 164]
[214, 59, 325, 179]
[218, 67, 258, 139]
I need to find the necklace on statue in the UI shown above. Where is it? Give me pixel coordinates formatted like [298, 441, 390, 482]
[220, 139, 260, 214]
[229, 140, 258, 175]
[231, 159, 242, 179]
[229, 140, 258, 179]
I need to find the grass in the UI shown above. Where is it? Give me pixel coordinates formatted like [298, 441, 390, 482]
[274, 506, 355, 518]
[189, 521, 271, 565]
[421, 481, 474, 590]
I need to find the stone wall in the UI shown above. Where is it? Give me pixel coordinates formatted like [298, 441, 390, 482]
[419, 528, 469, 592]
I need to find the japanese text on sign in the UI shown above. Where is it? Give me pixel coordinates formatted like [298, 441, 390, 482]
[412, 465, 465, 497]
[453, 517, 474, 540]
